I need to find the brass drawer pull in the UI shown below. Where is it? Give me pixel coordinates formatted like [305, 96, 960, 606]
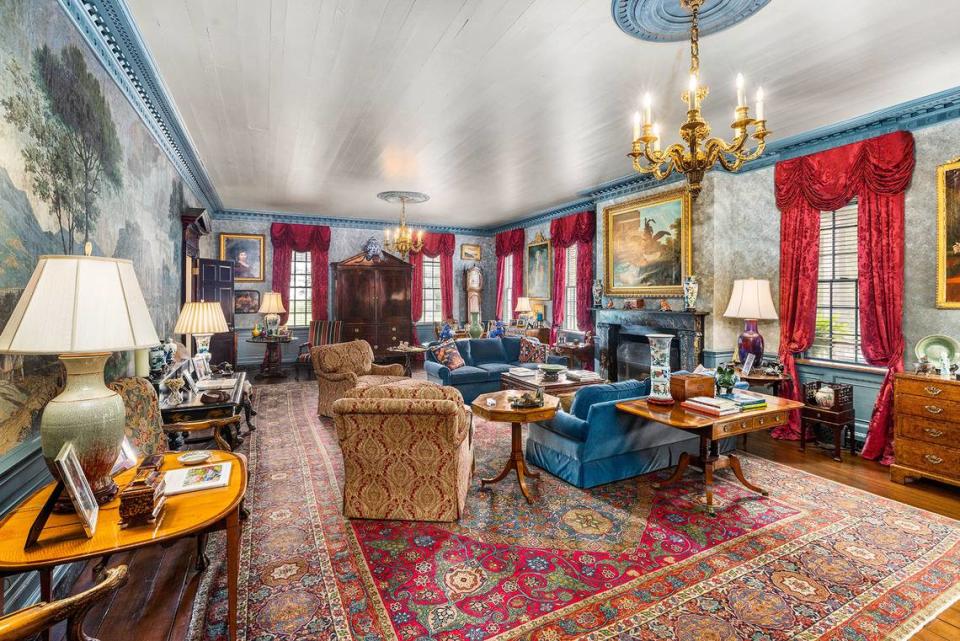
[392, 336, 397, 341]
[924, 405, 943, 414]
[924, 454, 943, 465]
[392, 326, 397, 331]
[923, 428, 945, 438]
[924, 385, 943, 396]
[354, 328, 360, 333]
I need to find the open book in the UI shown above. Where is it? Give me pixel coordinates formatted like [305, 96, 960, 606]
[163, 462, 232, 496]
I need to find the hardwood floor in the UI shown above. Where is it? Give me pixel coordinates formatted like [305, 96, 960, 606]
[50, 386, 959, 641]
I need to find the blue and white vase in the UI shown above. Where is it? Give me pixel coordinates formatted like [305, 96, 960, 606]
[647, 334, 675, 405]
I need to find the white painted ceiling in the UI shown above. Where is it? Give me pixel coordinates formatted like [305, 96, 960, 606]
[127, 0, 960, 227]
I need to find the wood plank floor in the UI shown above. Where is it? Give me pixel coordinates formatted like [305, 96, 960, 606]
[50, 392, 960, 641]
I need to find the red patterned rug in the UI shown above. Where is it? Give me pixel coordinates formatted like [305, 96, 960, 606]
[188, 382, 960, 641]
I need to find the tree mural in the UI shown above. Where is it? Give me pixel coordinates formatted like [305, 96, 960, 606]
[2, 45, 121, 254]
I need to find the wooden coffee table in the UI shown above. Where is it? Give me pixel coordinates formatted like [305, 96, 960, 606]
[616, 393, 804, 515]
[471, 390, 559, 503]
[499, 370, 608, 395]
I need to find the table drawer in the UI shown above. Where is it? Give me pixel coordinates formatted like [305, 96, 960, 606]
[801, 406, 854, 424]
[896, 394, 960, 423]
[894, 437, 960, 479]
[896, 378, 960, 403]
[895, 415, 960, 448]
[714, 412, 788, 439]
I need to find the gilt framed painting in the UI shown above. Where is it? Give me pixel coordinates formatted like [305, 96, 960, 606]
[219, 233, 265, 282]
[603, 188, 692, 297]
[525, 233, 551, 300]
[938, 157, 960, 308]
[234, 290, 261, 314]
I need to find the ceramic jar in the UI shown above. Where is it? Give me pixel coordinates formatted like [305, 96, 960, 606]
[682, 276, 699, 311]
[646, 334, 675, 405]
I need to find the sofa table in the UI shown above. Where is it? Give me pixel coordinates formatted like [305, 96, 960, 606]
[616, 393, 804, 515]
[471, 390, 559, 503]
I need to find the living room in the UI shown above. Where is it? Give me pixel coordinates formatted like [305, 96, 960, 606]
[0, 1, 958, 640]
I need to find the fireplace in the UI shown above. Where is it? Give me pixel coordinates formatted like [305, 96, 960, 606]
[617, 333, 682, 381]
[596, 310, 706, 382]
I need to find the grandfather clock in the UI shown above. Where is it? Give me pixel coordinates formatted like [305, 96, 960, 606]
[464, 265, 483, 323]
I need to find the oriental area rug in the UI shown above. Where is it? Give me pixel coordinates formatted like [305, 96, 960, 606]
[188, 382, 960, 641]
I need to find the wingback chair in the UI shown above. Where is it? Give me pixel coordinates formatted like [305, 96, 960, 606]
[295, 319, 343, 380]
[311, 339, 408, 417]
[331, 382, 473, 521]
[107, 377, 167, 455]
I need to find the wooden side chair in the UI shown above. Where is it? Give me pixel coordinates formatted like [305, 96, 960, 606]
[295, 320, 343, 380]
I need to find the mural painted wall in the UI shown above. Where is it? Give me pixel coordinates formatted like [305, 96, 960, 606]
[0, 0, 197, 462]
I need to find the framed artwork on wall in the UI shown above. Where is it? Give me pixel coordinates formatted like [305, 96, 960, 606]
[937, 156, 960, 308]
[234, 290, 261, 314]
[460, 243, 482, 261]
[525, 233, 551, 299]
[219, 233, 265, 282]
[603, 188, 692, 297]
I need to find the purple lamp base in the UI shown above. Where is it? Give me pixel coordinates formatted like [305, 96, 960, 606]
[737, 319, 765, 364]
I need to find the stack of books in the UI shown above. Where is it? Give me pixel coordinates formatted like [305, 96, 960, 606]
[728, 392, 767, 411]
[566, 370, 602, 382]
[681, 396, 740, 416]
[508, 367, 537, 377]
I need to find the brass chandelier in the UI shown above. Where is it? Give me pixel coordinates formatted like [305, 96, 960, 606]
[629, 0, 770, 198]
[379, 191, 427, 259]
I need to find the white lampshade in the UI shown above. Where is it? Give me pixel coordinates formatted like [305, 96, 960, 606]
[258, 291, 286, 315]
[723, 279, 778, 320]
[174, 301, 229, 335]
[0, 255, 159, 354]
[514, 297, 532, 313]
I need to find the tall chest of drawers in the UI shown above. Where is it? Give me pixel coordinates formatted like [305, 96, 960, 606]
[890, 373, 960, 486]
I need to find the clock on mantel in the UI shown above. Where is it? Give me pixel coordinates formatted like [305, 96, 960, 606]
[464, 265, 483, 321]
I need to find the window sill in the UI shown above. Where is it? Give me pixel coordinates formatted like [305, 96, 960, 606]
[794, 358, 887, 376]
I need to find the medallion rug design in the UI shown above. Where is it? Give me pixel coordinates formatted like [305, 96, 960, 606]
[189, 382, 960, 641]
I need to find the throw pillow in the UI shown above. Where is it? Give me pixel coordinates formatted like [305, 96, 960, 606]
[430, 339, 465, 370]
[518, 337, 547, 363]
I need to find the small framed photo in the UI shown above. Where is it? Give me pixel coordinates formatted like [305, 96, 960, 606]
[55, 442, 98, 537]
[460, 243, 482, 261]
[192, 355, 211, 381]
[219, 233, 265, 282]
[183, 369, 199, 394]
[234, 290, 261, 314]
[111, 436, 140, 476]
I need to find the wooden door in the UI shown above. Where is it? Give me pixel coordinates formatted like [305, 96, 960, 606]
[334, 267, 379, 322]
[196, 258, 236, 365]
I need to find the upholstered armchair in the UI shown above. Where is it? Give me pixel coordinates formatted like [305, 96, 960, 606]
[107, 377, 167, 455]
[311, 339, 408, 417]
[332, 383, 473, 521]
[295, 319, 343, 380]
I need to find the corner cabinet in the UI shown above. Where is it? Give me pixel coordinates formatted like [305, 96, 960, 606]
[332, 251, 413, 357]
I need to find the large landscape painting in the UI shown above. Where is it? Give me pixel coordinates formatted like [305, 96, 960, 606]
[938, 158, 960, 308]
[0, 0, 195, 462]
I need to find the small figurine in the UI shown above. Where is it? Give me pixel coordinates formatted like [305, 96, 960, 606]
[659, 298, 672, 312]
[488, 320, 506, 338]
[165, 377, 185, 405]
[915, 356, 933, 375]
[252, 323, 262, 338]
[592, 280, 603, 308]
[940, 353, 952, 380]
[439, 323, 454, 341]
[605, 299, 615, 309]
[715, 363, 739, 396]
[636, 299, 645, 309]
[623, 300, 636, 310]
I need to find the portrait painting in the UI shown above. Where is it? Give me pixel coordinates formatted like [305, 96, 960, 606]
[525, 233, 551, 300]
[220, 233, 264, 282]
[234, 290, 261, 314]
[603, 189, 692, 297]
[460, 243, 482, 261]
[938, 157, 960, 308]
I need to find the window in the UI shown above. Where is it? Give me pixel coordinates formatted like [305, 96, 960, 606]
[502, 254, 514, 319]
[422, 255, 442, 323]
[563, 245, 578, 330]
[807, 203, 864, 363]
[288, 251, 312, 327]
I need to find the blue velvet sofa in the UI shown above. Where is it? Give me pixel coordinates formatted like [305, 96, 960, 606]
[525, 378, 739, 488]
[424, 337, 567, 403]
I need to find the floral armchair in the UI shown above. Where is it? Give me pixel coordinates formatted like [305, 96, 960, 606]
[331, 383, 473, 522]
[311, 339, 408, 417]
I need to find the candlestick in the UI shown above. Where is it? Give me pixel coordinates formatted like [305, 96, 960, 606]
[643, 93, 652, 125]
[633, 111, 641, 141]
[652, 123, 661, 151]
[756, 87, 764, 121]
[688, 74, 698, 108]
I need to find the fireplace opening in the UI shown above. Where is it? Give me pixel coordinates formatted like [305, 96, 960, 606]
[617, 333, 681, 382]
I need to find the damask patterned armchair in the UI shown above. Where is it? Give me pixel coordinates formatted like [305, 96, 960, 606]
[311, 339, 408, 417]
[332, 383, 473, 522]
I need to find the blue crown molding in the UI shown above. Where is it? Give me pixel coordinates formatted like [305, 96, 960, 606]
[612, 0, 772, 43]
[58, 0, 222, 212]
[484, 198, 596, 235]
[214, 209, 491, 237]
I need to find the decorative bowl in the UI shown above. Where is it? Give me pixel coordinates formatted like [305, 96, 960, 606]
[178, 450, 212, 465]
[538, 363, 566, 382]
[914, 335, 960, 363]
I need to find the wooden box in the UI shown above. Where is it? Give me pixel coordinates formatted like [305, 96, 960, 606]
[670, 374, 715, 403]
[119, 469, 165, 526]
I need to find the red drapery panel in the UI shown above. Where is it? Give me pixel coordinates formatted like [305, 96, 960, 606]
[270, 222, 331, 325]
[495, 229, 525, 319]
[772, 131, 914, 460]
[549, 211, 596, 343]
[410, 232, 455, 324]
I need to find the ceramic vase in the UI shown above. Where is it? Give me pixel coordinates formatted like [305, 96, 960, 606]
[646, 334, 675, 405]
[469, 311, 483, 338]
[682, 276, 699, 311]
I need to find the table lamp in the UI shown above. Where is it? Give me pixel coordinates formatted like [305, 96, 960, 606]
[723, 278, 778, 364]
[258, 292, 286, 336]
[0, 252, 159, 505]
[514, 296, 532, 324]
[174, 301, 229, 359]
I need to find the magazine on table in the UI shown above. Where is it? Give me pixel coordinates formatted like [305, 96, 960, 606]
[508, 367, 537, 377]
[163, 462, 232, 496]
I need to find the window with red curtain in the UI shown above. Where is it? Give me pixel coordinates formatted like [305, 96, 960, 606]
[495, 228, 525, 320]
[270, 222, 331, 325]
[410, 232, 455, 323]
[549, 210, 596, 343]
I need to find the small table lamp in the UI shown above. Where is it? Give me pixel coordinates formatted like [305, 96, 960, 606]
[174, 301, 229, 358]
[259, 292, 286, 336]
[0, 253, 159, 505]
[514, 296, 532, 324]
[724, 278, 778, 364]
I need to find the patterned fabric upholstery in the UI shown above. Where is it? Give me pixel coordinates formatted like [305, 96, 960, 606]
[429, 339, 466, 370]
[107, 377, 167, 455]
[332, 384, 472, 522]
[519, 336, 547, 363]
[311, 340, 408, 417]
[297, 320, 343, 362]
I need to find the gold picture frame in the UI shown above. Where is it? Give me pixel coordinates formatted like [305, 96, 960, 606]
[937, 156, 960, 309]
[219, 233, 265, 282]
[603, 188, 692, 297]
[460, 243, 482, 261]
[525, 232, 551, 300]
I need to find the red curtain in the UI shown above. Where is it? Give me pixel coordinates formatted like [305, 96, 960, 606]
[772, 131, 914, 459]
[270, 222, 331, 325]
[410, 232, 455, 323]
[495, 229, 525, 319]
[549, 210, 596, 342]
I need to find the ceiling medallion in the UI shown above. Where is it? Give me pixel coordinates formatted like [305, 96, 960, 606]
[612, 0, 772, 42]
[628, 0, 770, 198]
[378, 191, 429, 259]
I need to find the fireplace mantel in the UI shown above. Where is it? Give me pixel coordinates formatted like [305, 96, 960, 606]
[595, 308, 708, 380]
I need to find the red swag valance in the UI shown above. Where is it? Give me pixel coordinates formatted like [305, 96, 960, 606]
[550, 211, 596, 343]
[495, 229, 525, 320]
[270, 222, 331, 325]
[410, 232, 455, 326]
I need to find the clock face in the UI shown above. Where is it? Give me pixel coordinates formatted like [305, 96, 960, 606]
[467, 267, 482, 289]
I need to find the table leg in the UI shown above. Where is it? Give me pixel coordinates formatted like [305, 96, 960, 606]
[227, 507, 240, 641]
[833, 424, 843, 462]
[848, 423, 857, 455]
[653, 451, 690, 489]
[800, 419, 808, 452]
[481, 422, 538, 503]
[40, 568, 52, 641]
[728, 453, 769, 496]
[703, 439, 718, 517]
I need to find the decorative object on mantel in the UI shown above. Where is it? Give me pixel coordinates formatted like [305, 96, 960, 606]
[361, 236, 384, 262]
[646, 334, 675, 405]
[658, 298, 671, 311]
[623, 299, 637, 310]
[379, 191, 427, 259]
[174, 300, 230, 360]
[936, 155, 960, 308]
[603, 189, 692, 297]
[627, 0, 769, 198]
[592, 280, 603, 308]
[605, 298, 615, 309]
[0, 249, 160, 507]
[682, 275, 699, 311]
[724, 278, 778, 364]
[258, 291, 286, 336]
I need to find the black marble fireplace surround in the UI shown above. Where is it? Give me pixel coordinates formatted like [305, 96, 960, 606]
[596, 310, 707, 382]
